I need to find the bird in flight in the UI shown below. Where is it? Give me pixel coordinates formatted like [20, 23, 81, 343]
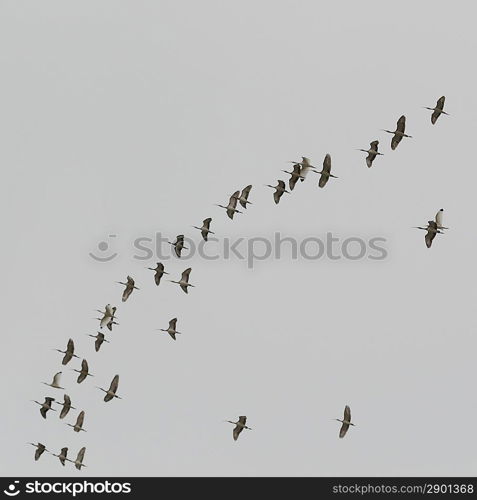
[146, 262, 168, 286]
[382, 115, 412, 150]
[117, 275, 139, 302]
[423, 96, 449, 124]
[266, 180, 289, 204]
[335, 405, 355, 438]
[226, 416, 252, 441]
[357, 140, 383, 168]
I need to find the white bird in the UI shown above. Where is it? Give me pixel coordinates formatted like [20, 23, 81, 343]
[282, 164, 305, 191]
[55, 394, 75, 419]
[72, 359, 93, 384]
[67, 410, 86, 433]
[424, 96, 448, 124]
[96, 304, 117, 330]
[146, 262, 168, 285]
[67, 447, 87, 470]
[53, 338, 79, 366]
[42, 372, 64, 390]
[169, 235, 187, 258]
[235, 185, 253, 208]
[314, 154, 338, 188]
[335, 405, 355, 438]
[158, 318, 181, 340]
[28, 442, 48, 461]
[192, 218, 214, 241]
[32, 397, 56, 419]
[226, 416, 252, 441]
[382, 115, 412, 150]
[116, 275, 139, 302]
[97, 374, 121, 402]
[357, 140, 383, 168]
[216, 191, 242, 219]
[169, 268, 194, 294]
[87, 332, 109, 352]
[265, 180, 289, 204]
[51, 447, 68, 466]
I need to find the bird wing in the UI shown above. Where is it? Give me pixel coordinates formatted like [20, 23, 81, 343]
[435, 209, 443, 227]
[157, 262, 165, 272]
[169, 318, 177, 330]
[277, 180, 286, 190]
[238, 416, 247, 426]
[396, 115, 406, 133]
[105, 304, 113, 315]
[431, 110, 440, 125]
[436, 95, 445, 110]
[239, 185, 252, 207]
[201, 229, 209, 241]
[339, 422, 350, 438]
[228, 192, 239, 210]
[35, 446, 45, 461]
[154, 273, 161, 286]
[203, 218, 212, 229]
[82, 359, 88, 372]
[273, 189, 283, 204]
[67, 338, 75, 354]
[318, 173, 329, 188]
[366, 152, 376, 168]
[127, 276, 135, 286]
[233, 425, 244, 441]
[391, 133, 403, 150]
[180, 284, 189, 294]
[169, 331, 177, 340]
[425, 229, 436, 248]
[322, 154, 331, 174]
[76, 447, 86, 466]
[344, 405, 351, 422]
[52, 372, 62, 386]
[109, 374, 119, 394]
[62, 352, 72, 365]
[289, 174, 298, 191]
[94, 335, 102, 352]
[122, 286, 133, 302]
[370, 140, 379, 150]
[45, 397, 55, 405]
[60, 448, 68, 465]
[181, 268, 191, 283]
[76, 411, 84, 427]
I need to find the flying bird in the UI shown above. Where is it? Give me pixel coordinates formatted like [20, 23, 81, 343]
[414, 220, 443, 248]
[192, 218, 214, 241]
[335, 405, 355, 438]
[53, 338, 79, 366]
[56, 394, 75, 419]
[97, 374, 121, 402]
[265, 180, 289, 204]
[42, 372, 64, 390]
[424, 96, 448, 124]
[434, 208, 448, 231]
[158, 318, 181, 340]
[216, 191, 242, 220]
[72, 359, 93, 384]
[51, 447, 68, 466]
[169, 267, 194, 294]
[358, 140, 383, 168]
[282, 164, 305, 191]
[67, 410, 86, 433]
[96, 304, 117, 330]
[169, 235, 187, 258]
[146, 262, 168, 286]
[226, 416, 252, 441]
[32, 397, 56, 419]
[314, 154, 338, 188]
[382, 115, 412, 150]
[67, 447, 86, 470]
[87, 332, 109, 352]
[28, 442, 47, 461]
[116, 276, 139, 302]
[235, 185, 253, 208]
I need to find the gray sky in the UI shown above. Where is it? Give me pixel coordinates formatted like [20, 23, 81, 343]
[1, 0, 476, 476]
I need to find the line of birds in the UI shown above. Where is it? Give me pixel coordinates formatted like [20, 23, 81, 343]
[29, 96, 449, 468]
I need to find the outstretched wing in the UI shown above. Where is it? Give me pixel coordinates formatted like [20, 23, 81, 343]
[344, 405, 351, 422]
[396, 115, 406, 134]
[109, 374, 119, 394]
[233, 424, 244, 441]
[239, 185, 252, 208]
[339, 422, 350, 438]
[169, 318, 177, 330]
[181, 268, 191, 283]
[322, 154, 331, 174]
[391, 133, 403, 150]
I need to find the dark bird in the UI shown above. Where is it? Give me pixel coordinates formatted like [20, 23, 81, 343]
[335, 405, 355, 438]
[192, 218, 214, 241]
[117, 275, 139, 302]
[314, 154, 338, 188]
[87, 332, 110, 352]
[53, 338, 79, 366]
[282, 164, 305, 190]
[67, 447, 86, 470]
[414, 220, 443, 248]
[226, 416, 252, 441]
[235, 185, 253, 208]
[158, 318, 181, 340]
[146, 262, 169, 286]
[67, 410, 86, 433]
[358, 140, 383, 168]
[169, 235, 187, 258]
[216, 191, 242, 219]
[424, 96, 448, 124]
[72, 359, 93, 384]
[32, 397, 56, 419]
[97, 374, 121, 402]
[265, 180, 289, 204]
[56, 394, 75, 419]
[382, 115, 412, 150]
[169, 267, 194, 294]
[28, 442, 48, 461]
[51, 447, 68, 466]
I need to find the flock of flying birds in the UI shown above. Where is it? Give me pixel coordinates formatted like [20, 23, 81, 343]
[29, 96, 449, 470]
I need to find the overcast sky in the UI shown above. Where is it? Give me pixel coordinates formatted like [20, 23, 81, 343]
[1, 0, 477, 477]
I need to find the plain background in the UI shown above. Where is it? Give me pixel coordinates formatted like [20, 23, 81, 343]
[1, 0, 476, 476]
